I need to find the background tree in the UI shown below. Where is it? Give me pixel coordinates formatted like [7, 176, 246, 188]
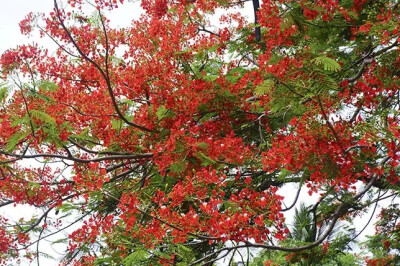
[251, 203, 361, 265]
[0, 0, 399, 265]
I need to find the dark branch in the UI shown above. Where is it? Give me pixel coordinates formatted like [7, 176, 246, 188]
[252, 0, 261, 41]
[53, 0, 152, 132]
[1, 151, 153, 164]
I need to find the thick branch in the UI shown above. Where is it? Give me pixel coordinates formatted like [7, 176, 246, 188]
[1, 151, 153, 164]
[252, 0, 261, 41]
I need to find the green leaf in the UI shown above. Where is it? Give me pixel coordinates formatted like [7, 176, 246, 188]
[121, 98, 134, 106]
[51, 237, 68, 245]
[56, 203, 78, 213]
[196, 142, 208, 149]
[202, 74, 218, 82]
[226, 67, 246, 83]
[208, 44, 220, 53]
[111, 118, 123, 130]
[30, 110, 56, 124]
[38, 80, 59, 92]
[123, 250, 148, 266]
[155, 105, 174, 121]
[110, 55, 125, 67]
[11, 115, 29, 128]
[152, 250, 171, 260]
[71, 127, 92, 141]
[175, 48, 193, 55]
[175, 244, 193, 262]
[306, 4, 326, 12]
[312, 56, 341, 72]
[197, 112, 217, 123]
[88, 11, 102, 28]
[277, 168, 293, 181]
[27, 89, 54, 103]
[5, 130, 30, 152]
[0, 86, 8, 102]
[223, 200, 240, 212]
[255, 79, 274, 96]
[170, 161, 187, 174]
[195, 151, 216, 166]
[94, 257, 114, 265]
[156, 105, 168, 120]
[37, 252, 55, 260]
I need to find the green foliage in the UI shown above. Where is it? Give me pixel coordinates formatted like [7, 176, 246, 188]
[123, 250, 149, 266]
[38, 80, 59, 92]
[70, 127, 92, 142]
[37, 252, 55, 260]
[0, 85, 8, 102]
[195, 151, 217, 166]
[312, 56, 341, 72]
[111, 118, 123, 130]
[170, 161, 188, 174]
[51, 237, 69, 245]
[251, 203, 360, 266]
[30, 110, 56, 124]
[202, 74, 219, 82]
[226, 67, 247, 83]
[174, 243, 193, 263]
[255, 79, 274, 96]
[156, 105, 174, 121]
[5, 130, 30, 152]
[291, 203, 315, 242]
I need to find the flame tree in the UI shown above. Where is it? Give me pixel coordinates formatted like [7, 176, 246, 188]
[0, 0, 399, 265]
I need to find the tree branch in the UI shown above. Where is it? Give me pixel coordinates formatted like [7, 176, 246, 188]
[1, 151, 153, 164]
[53, 0, 152, 132]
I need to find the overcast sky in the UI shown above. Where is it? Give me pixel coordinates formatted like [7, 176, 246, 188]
[0, 0, 145, 55]
[0, 1, 53, 53]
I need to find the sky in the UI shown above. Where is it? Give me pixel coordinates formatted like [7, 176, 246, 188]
[0, 0, 392, 265]
[0, 1, 53, 54]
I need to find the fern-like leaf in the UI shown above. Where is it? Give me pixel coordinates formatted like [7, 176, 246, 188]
[312, 56, 341, 72]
